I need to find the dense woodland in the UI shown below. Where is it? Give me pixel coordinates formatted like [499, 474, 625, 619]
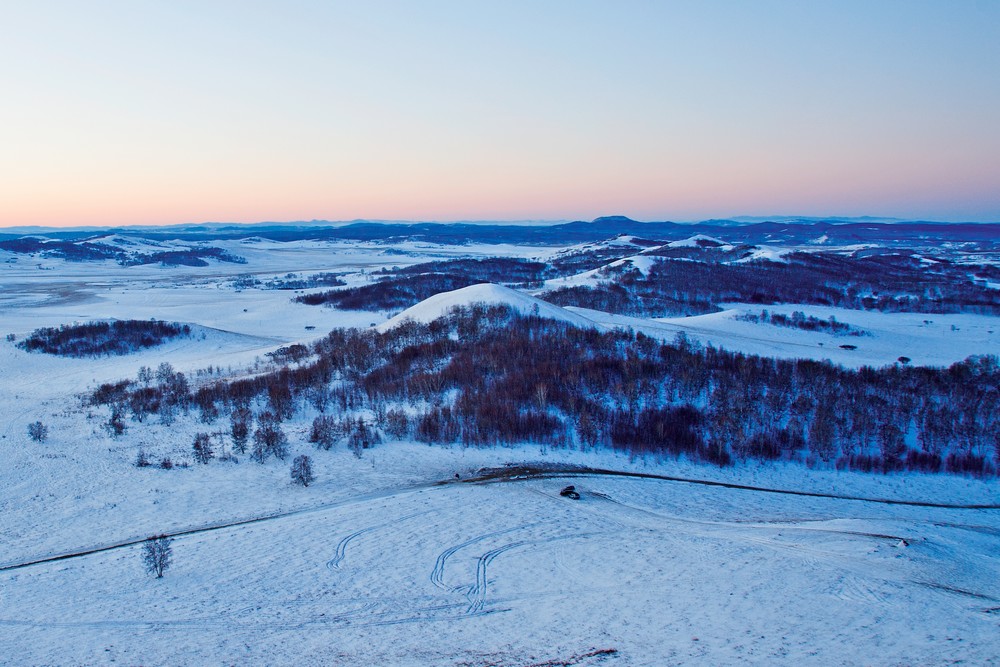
[387, 257, 550, 284]
[296, 256, 571, 310]
[90, 306, 998, 476]
[18, 320, 190, 357]
[118, 247, 246, 267]
[295, 273, 483, 310]
[294, 245, 1000, 319]
[542, 251, 1000, 317]
[295, 247, 701, 312]
[0, 238, 121, 262]
[386, 249, 667, 284]
[0, 238, 245, 266]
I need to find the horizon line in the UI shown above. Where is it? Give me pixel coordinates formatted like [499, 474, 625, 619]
[3, 214, 1000, 234]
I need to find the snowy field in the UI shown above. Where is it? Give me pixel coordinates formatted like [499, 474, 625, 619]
[2, 446, 998, 665]
[569, 304, 999, 369]
[1, 239, 998, 665]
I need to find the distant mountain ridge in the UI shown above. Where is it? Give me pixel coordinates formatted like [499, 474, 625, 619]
[1, 216, 998, 248]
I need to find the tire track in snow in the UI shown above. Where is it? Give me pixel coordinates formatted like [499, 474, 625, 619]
[234, 599, 379, 619]
[325, 509, 433, 571]
[549, 486, 921, 597]
[589, 490, 917, 544]
[464, 533, 599, 615]
[0, 600, 385, 632]
[0, 480, 454, 573]
[356, 602, 497, 628]
[829, 573, 890, 605]
[4, 461, 993, 574]
[466, 542, 529, 614]
[430, 523, 543, 591]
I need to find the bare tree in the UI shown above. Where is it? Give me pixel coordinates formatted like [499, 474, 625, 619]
[230, 406, 252, 453]
[155, 362, 175, 384]
[267, 380, 294, 421]
[309, 414, 338, 450]
[252, 412, 288, 463]
[307, 385, 332, 413]
[348, 417, 379, 457]
[105, 404, 127, 437]
[290, 455, 314, 487]
[142, 535, 173, 578]
[192, 432, 214, 464]
[27, 421, 48, 443]
[384, 409, 410, 440]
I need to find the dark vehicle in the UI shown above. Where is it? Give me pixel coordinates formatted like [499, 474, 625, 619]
[560, 485, 581, 500]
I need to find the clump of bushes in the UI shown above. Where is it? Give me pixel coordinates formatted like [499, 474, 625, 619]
[18, 320, 191, 357]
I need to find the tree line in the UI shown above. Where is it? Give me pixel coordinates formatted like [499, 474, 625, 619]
[542, 250, 1000, 317]
[295, 247, 666, 312]
[90, 305, 998, 477]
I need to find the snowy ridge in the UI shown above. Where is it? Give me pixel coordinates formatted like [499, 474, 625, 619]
[538, 254, 663, 291]
[86, 234, 179, 253]
[610, 254, 659, 275]
[736, 246, 792, 263]
[668, 234, 733, 249]
[549, 234, 658, 257]
[605, 234, 651, 247]
[378, 283, 597, 331]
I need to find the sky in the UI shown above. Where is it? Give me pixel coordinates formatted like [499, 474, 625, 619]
[1, 1, 998, 227]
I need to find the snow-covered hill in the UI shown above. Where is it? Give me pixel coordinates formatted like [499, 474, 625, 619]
[567, 303, 999, 369]
[668, 234, 733, 249]
[379, 283, 597, 331]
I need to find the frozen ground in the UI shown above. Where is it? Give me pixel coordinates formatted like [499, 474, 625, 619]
[1, 445, 998, 666]
[568, 303, 999, 369]
[1, 239, 998, 665]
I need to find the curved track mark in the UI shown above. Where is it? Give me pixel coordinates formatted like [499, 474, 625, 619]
[0, 481, 451, 573]
[430, 523, 542, 590]
[466, 542, 528, 614]
[325, 509, 433, 571]
[464, 533, 599, 615]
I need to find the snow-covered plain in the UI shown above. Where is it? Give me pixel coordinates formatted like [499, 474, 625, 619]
[569, 304, 999, 369]
[1, 238, 998, 666]
[3, 458, 999, 666]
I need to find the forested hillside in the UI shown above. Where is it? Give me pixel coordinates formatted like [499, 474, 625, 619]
[90, 305, 998, 476]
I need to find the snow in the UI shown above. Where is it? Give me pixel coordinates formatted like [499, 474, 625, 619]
[735, 245, 792, 263]
[605, 234, 648, 247]
[1, 236, 998, 665]
[86, 234, 178, 253]
[537, 254, 662, 291]
[0, 441, 997, 665]
[609, 254, 659, 275]
[565, 304, 1000, 369]
[378, 283, 598, 331]
[915, 254, 944, 266]
[542, 235, 655, 261]
[668, 234, 733, 250]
